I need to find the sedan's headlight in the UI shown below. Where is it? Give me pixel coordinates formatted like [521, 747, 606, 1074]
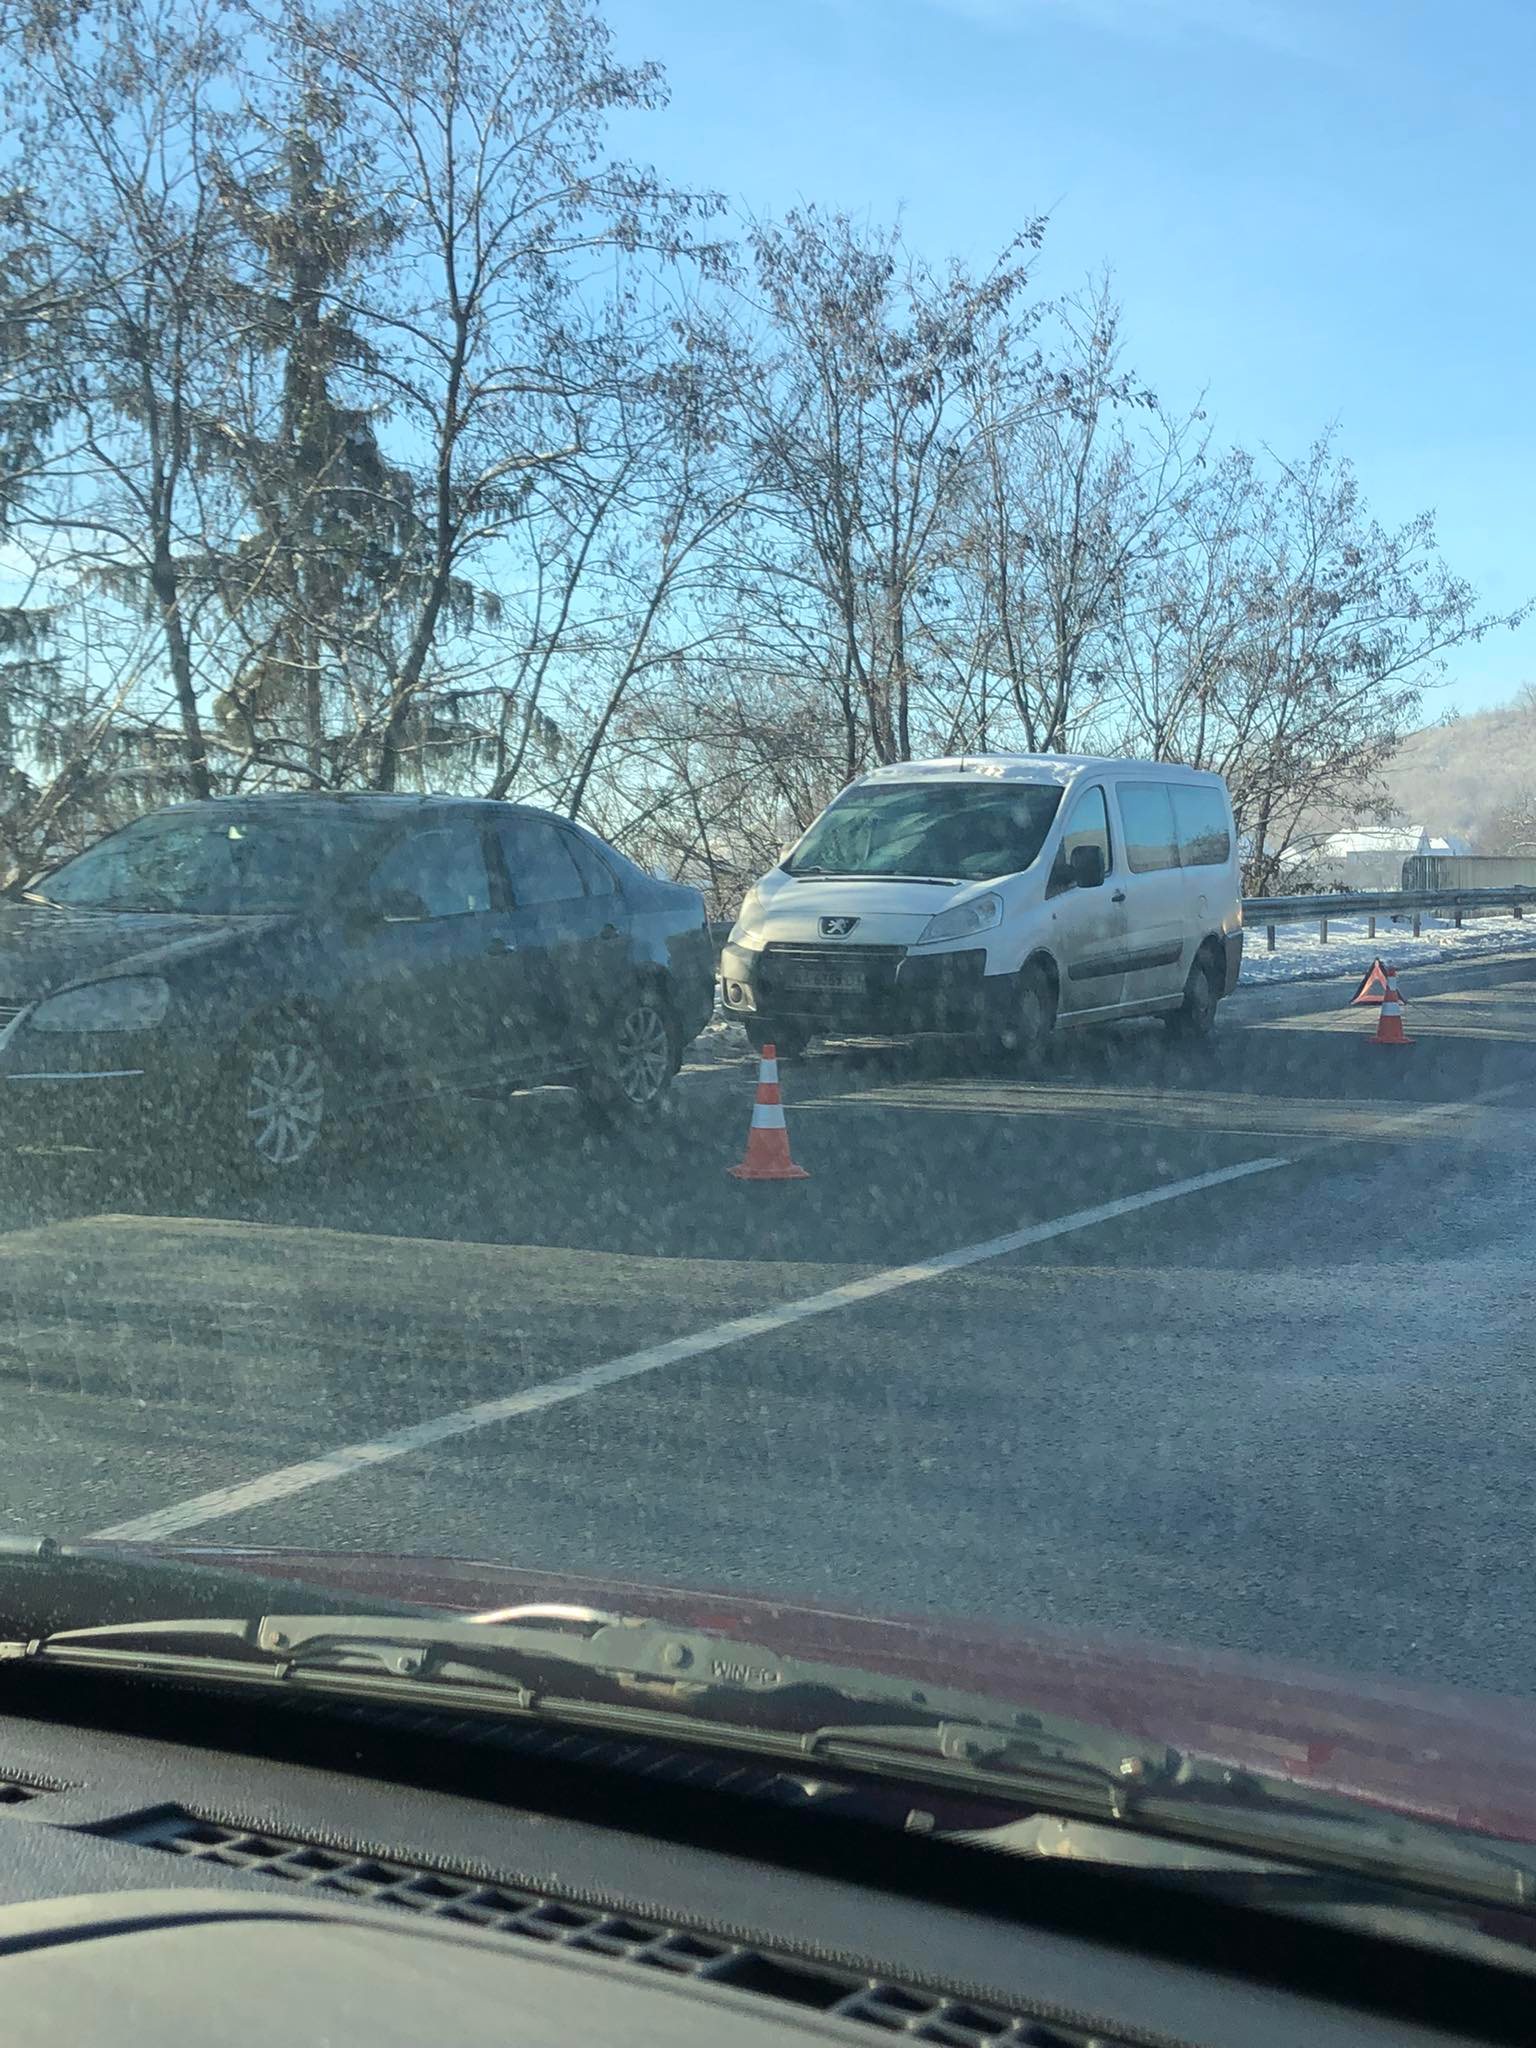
[29, 976, 171, 1033]
[914, 893, 1005, 946]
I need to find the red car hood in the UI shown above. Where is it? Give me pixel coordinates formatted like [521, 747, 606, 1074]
[128, 1543, 1536, 1848]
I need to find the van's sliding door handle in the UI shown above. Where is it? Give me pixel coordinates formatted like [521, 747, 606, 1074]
[1111, 889, 1127, 903]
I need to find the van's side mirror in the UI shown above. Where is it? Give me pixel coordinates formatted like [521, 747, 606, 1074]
[1069, 844, 1106, 890]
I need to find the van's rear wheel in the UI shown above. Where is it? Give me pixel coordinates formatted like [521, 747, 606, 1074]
[1166, 951, 1220, 1042]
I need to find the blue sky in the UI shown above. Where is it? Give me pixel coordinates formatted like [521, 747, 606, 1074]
[611, 0, 1535, 717]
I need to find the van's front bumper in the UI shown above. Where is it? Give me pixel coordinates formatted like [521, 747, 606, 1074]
[720, 940, 1004, 1036]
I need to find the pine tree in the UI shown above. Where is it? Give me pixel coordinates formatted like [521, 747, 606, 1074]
[213, 75, 408, 784]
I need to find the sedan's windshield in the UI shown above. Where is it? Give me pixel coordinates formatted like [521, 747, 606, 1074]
[786, 783, 1064, 882]
[36, 811, 386, 915]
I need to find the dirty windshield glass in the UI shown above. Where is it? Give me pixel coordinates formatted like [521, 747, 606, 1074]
[2, 0, 1535, 1920]
[785, 782, 1064, 882]
[38, 811, 385, 915]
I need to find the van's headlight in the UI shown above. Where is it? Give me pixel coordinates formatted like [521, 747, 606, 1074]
[30, 976, 170, 1033]
[913, 893, 1004, 946]
[730, 885, 767, 950]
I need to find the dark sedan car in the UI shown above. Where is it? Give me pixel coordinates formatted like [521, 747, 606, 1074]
[0, 795, 715, 1176]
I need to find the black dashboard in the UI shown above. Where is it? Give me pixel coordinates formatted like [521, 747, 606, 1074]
[0, 1665, 1513, 2048]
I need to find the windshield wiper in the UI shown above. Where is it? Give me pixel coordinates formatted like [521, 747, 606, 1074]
[7, 1605, 1536, 1923]
[0, 1607, 1163, 1814]
[788, 870, 962, 884]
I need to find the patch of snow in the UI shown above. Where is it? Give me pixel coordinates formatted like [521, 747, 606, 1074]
[1238, 909, 1536, 988]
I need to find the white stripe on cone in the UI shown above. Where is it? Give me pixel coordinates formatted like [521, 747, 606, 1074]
[751, 1103, 787, 1129]
[759, 1057, 779, 1085]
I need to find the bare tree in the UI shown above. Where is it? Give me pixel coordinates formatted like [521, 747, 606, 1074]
[740, 210, 1046, 773]
[1109, 437, 1527, 890]
[286, 0, 724, 789]
[2, 0, 258, 801]
[955, 283, 1165, 752]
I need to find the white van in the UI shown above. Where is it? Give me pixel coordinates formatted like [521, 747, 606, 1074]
[720, 755, 1243, 1058]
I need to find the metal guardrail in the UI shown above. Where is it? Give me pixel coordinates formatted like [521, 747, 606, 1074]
[1242, 884, 1536, 952]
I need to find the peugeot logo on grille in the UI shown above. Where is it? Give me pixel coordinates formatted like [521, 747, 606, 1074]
[819, 916, 860, 937]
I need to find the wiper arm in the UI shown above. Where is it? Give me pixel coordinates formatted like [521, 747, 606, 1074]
[10, 1608, 1536, 1923]
[0, 1608, 1171, 1814]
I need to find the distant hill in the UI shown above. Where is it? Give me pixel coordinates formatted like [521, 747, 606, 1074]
[1355, 692, 1536, 850]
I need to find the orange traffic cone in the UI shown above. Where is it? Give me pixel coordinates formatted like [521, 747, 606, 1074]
[727, 1044, 810, 1181]
[1369, 966, 1413, 1048]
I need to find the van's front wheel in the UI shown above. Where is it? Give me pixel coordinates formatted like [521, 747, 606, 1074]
[744, 1019, 809, 1061]
[995, 964, 1057, 1066]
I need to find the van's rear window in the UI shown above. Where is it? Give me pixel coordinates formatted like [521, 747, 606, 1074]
[786, 782, 1064, 882]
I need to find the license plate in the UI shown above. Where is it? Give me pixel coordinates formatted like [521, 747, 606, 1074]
[786, 965, 864, 992]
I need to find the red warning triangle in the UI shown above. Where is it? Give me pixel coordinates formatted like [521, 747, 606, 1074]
[1350, 958, 1392, 1006]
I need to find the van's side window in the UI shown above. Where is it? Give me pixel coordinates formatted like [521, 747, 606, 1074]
[1171, 784, 1232, 868]
[1116, 784, 1180, 874]
[1049, 786, 1112, 893]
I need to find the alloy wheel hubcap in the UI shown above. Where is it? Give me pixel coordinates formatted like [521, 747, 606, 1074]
[615, 1005, 670, 1105]
[246, 1042, 325, 1165]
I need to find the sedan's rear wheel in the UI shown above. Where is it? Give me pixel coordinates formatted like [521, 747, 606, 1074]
[581, 992, 679, 1127]
[223, 1014, 337, 1178]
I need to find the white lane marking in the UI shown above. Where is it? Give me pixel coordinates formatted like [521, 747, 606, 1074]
[91, 1155, 1289, 1543]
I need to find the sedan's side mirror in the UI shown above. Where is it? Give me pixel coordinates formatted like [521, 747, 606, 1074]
[1069, 844, 1106, 890]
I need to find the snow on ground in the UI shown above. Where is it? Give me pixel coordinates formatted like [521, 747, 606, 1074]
[1238, 908, 1536, 987]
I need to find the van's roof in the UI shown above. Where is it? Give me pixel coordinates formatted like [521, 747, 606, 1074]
[857, 754, 1226, 789]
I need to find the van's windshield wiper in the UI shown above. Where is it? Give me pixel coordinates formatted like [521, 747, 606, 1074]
[787, 869, 962, 884]
[7, 1605, 1536, 1924]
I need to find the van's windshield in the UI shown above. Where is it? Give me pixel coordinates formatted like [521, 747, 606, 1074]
[785, 781, 1065, 882]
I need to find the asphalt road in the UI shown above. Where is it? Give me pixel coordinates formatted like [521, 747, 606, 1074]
[4, 948, 1536, 1699]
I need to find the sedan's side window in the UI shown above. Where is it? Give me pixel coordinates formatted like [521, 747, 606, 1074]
[565, 832, 617, 897]
[1049, 787, 1112, 894]
[368, 826, 491, 918]
[497, 817, 586, 908]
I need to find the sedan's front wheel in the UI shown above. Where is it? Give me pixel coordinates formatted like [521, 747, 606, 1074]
[581, 992, 679, 1128]
[222, 1013, 338, 1178]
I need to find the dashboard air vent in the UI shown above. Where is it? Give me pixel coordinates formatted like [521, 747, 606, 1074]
[118, 1812, 1132, 2046]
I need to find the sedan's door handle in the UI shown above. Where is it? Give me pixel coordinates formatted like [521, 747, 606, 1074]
[598, 923, 622, 941]
[485, 936, 517, 956]
[1111, 890, 1127, 903]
